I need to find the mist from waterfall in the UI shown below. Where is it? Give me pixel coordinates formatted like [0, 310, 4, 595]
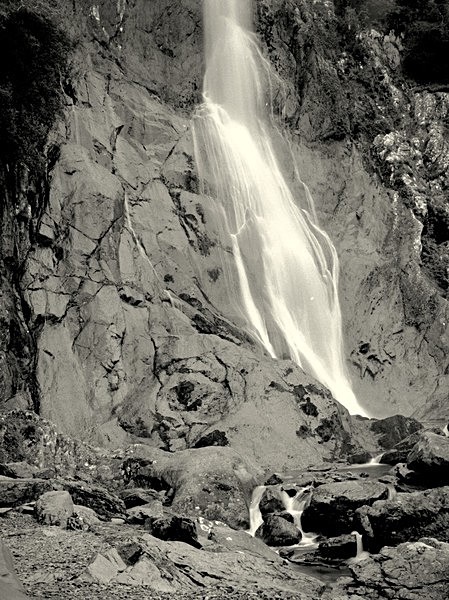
[192, 0, 368, 417]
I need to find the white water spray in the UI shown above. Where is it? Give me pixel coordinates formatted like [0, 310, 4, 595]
[280, 487, 317, 547]
[193, 0, 368, 416]
[247, 485, 266, 537]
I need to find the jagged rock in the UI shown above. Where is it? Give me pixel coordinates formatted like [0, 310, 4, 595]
[318, 534, 358, 560]
[370, 414, 423, 450]
[257, 514, 301, 547]
[193, 429, 229, 448]
[82, 533, 324, 595]
[0, 478, 56, 507]
[326, 538, 449, 600]
[0, 539, 30, 600]
[407, 431, 449, 484]
[355, 486, 449, 553]
[127, 500, 164, 524]
[302, 480, 388, 537]
[144, 514, 201, 549]
[35, 490, 74, 528]
[259, 487, 285, 516]
[84, 548, 127, 585]
[62, 481, 126, 519]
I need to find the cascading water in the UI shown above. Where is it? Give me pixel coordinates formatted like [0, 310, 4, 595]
[192, 0, 368, 416]
[280, 487, 317, 547]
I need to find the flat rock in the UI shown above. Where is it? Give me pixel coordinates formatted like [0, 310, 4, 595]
[355, 485, 449, 552]
[302, 480, 388, 537]
[318, 533, 358, 560]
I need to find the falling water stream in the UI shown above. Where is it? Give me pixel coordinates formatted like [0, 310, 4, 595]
[192, 0, 368, 417]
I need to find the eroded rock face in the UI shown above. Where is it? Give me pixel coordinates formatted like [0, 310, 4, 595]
[326, 538, 449, 600]
[355, 486, 449, 553]
[302, 480, 388, 537]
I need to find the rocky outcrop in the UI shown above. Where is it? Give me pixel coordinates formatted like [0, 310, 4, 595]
[302, 480, 388, 537]
[35, 490, 74, 527]
[0, 540, 30, 600]
[326, 538, 449, 600]
[355, 486, 449, 553]
[407, 431, 449, 484]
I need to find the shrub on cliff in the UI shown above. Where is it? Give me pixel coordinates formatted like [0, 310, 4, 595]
[0, 6, 73, 174]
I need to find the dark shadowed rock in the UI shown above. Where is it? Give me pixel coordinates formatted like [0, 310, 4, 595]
[0, 478, 56, 507]
[355, 486, 449, 553]
[257, 513, 301, 547]
[144, 514, 201, 549]
[407, 431, 449, 484]
[318, 534, 358, 560]
[119, 487, 161, 509]
[326, 538, 449, 600]
[35, 490, 74, 528]
[259, 487, 285, 516]
[0, 462, 39, 479]
[302, 480, 388, 537]
[62, 481, 126, 519]
[370, 414, 423, 450]
[193, 429, 229, 448]
[127, 500, 164, 524]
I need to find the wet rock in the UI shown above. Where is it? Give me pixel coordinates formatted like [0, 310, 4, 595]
[355, 486, 449, 553]
[257, 514, 301, 547]
[120, 445, 260, 529]
[347, 451, 371, 465]
[144, 514, 201, 549]
[0, 539, 30, 600]
[318, 534, 358, 560]
[0, 478, 56, 508]
[35, 490, 74, 528]
[407, 431, 449, 485]
[302, 480, 388, 537]
[370, 414, 423, 450]
[327, 538, 449, 600]
[259, 487, 285, 516]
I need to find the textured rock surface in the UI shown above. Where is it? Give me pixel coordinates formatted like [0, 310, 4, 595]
[35, 490, 74, 528]
[302, 480, 388, 537]
[355, 486, 449, 552]
[326, 538, 449, 600]
[0, 539, 30, 600]
[257, 513, 301, 547]
[407, 431, 449, 484]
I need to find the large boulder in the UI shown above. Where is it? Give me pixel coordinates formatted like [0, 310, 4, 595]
[0, 478, 55, 508]
[256, 514, 301, 547]
[121, 445, 261, 529]
[355, 486, 449, 552]
[144, 514, 201, 549]
[326, 538, 449, 600]
[370, 414, 423, 450]
[302, 480, 388, 537]
[407, 431, 449, 485]
[381, 429, 446, 467]
[35, 490, 74, 528]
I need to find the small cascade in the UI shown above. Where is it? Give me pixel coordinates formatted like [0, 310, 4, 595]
[247, 485, 266, 537]
[443, 424, 449, 437]
[368, 453, 384, 465]
[387, 483, 397, 501]
[280, 486, 317, 547]
[349, 531, 369, 563]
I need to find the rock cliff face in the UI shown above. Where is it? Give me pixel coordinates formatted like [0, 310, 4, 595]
[0, 0, 448, 470]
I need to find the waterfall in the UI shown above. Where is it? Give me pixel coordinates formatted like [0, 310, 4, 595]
[350, 531, 369, 563]
[280, 487, 317, 547]
[192, 0, 368, 417]
[247, 485, 266, 537]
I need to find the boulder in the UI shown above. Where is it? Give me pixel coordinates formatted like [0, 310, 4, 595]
[407, 431, 449, 484]
[370, 415, 423, 450]
[0, 539, 30, 600]
[35, 490, 74, 527]
[127, 500, 164, 524]
[355, 486, 449, 552]
[0, 478, 55, 507]
[256, 514, 301, 547]
[144, 514, 201, 549]
[326, 538, 449, 600]
[302, 480, 388, 537]
[258, 487, 285, 516]
[62, 481, 126, 519]
[68, 504, 101, 530]
[120, 487, 161, 509]
[318, 534, 358, 560]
